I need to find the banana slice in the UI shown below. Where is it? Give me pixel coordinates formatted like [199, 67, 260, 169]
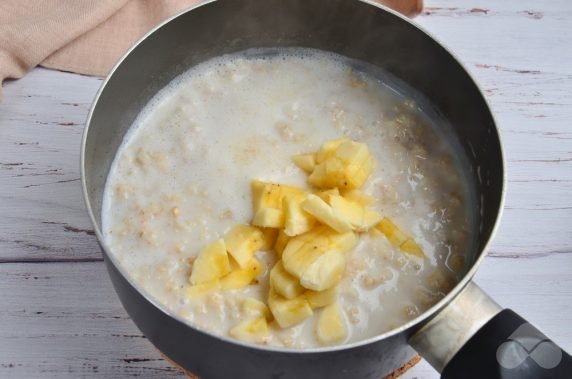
[189, 239, 231, 285]
[268, 289, 313, 328]
[316, 303, 347, 345]
[270, 261, 305, 299]
[229, 317, 269, 343]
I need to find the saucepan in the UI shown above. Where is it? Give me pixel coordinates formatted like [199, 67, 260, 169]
[81, 0, 570, 377]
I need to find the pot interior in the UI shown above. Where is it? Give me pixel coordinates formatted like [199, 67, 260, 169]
[83, 0, 503, 333]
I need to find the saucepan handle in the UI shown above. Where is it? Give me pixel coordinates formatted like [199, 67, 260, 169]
[441, 308, 571, 378]
[409, 282, 571, 379]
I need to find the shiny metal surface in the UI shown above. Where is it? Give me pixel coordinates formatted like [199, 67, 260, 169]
[409, 282, 502, 372]
[81, 0, 505, 377]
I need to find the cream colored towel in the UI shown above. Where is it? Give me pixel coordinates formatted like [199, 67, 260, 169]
[0, 0, 422, 97]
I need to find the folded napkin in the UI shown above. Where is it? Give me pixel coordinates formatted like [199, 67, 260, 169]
[0, 0, 422, 97]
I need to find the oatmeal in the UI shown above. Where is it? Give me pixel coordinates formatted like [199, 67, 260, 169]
[102, 48, 474, 348]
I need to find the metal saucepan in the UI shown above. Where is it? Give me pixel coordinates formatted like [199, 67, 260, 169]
[81, 0, 571, 378]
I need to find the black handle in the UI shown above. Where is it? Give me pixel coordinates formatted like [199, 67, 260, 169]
[442, 309, 571, 379]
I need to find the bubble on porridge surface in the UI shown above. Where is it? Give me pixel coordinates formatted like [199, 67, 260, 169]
[101, 47, 476, 348]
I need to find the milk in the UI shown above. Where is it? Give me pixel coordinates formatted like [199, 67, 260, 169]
[102, 48, 472, 348]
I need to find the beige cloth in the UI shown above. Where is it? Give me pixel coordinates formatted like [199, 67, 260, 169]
[0, 0, 422, 97]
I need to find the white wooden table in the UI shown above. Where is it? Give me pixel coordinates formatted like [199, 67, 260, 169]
[1, 0, 571, 377]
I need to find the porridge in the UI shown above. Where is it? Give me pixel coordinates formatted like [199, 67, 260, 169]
[102, 48, 474, 348]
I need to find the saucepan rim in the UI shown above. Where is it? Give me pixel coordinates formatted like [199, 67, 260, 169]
[81, 0, 506, 355]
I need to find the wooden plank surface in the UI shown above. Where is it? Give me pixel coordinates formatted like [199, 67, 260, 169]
[0, 262, 184, 378]
[0, 0, 571, 378]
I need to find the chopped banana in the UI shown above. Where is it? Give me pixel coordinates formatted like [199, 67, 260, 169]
[268, 289, 313, 328]
[308, 139, 374, 190]
[252, 208, 283, 229]
[260, 228, 279, 250]
[182, 137, 425, 345]
[305, 286, 339, 309]
[375, 218, 408, 247]
[189, 239, 231, 285]
[283, 194, 315, 237]
[300, 250, 346, 291]
[301, 194, 352, 233]
[400, 239, 424, 258]
[315, 138, 350, 163]
[316, 188, 340, 202]
[328, 230, 359, 252]
[229, 317, 269, 343]
[345, 155, 374, 190]
[282, 227, 354, 291]
[224, 225, 264, 268]
[294, 225, 332, 244]
[270, 261, 305, 299]
[329, 195, 382, 232]
[282, 239, 327, 283]
[335, 140, 374, 189]
[221, 258, 263, 290]
[308, 156, 346, 189]
[186, 279, 221, 299]
[274, 229, 291, 257]
[316, 303, 347, 345]
[292, 153, 316, 173]
[335, 139, 370, 166]
[251, 180, 305, 228]
[282, 227, 330, 278]
[376, 218, 425, 258]
[341, 189, 375, 206]
[242, 298, 272, 320]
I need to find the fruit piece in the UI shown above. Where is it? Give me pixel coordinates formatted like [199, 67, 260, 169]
[328, 195, 364, 227]
[307, 160, 329, 188]
[316, 188, 340, 202]
[268, 289, 313, 328]
[376, 218, 425, 258]
[242, 298, 272, 320]
[344, 155, 374, 190]
[335, 139, 370, 166]
[251, 180, 305, 228]
[315, 138, 350, 163]
[260, 228, 279, 250]
[283, 227, 356, 257]
[376, 218, 408, 247]
[251, 180, 282, 209]
[252, 208, 283, 229]
[316, 303, 347, 345]
[224, 225, 264, 268]
[229, 317, 269, 343]
[294, 225, 332, 244]
[301, 194, 352, 233]
[328, 230, 359, 253]
[300, 250, 346, 291]
[282, 228, 330, 281]
[283, 194, 315, 237]
[282, 241, 326, 282]
[274, 230, 290, 257]
[282, 227, 354, 291]
[400, 239, 425, 258]
[308, 139, 374, 190]
[292, 153, 316, 173]
[270, 261, 305, 299]
[340, 189, 375, 206]
[186, 279, 221, 299]
[308, 156, 346, 189]
[220, 258, 263, 290]
[305, 286, 339, 309]
[329, 195, 382, 232]
[189, 239, 231, 285]
[336, 140, 375, 189]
